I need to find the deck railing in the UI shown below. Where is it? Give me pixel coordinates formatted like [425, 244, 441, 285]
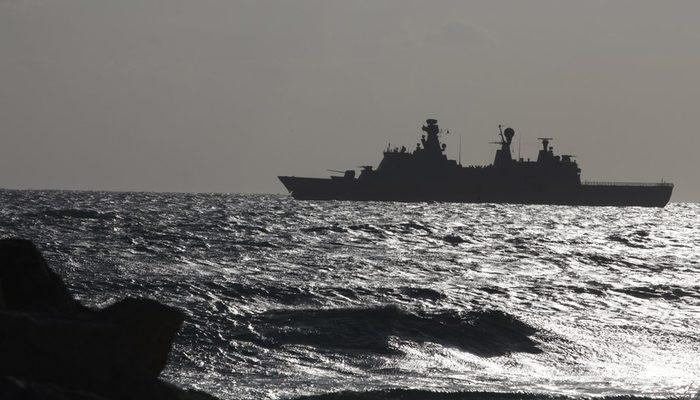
[582, 181, 673, 187]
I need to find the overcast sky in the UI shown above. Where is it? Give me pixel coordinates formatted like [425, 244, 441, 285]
[1, 0, 698, 201]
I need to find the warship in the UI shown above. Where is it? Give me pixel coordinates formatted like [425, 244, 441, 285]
[279, 119, 673, 207]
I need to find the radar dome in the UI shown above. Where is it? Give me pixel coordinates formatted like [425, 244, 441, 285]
[504, 127, 515, 144]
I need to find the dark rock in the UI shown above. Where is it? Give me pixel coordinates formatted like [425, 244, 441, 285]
[0, 239, 80, 313]
[0, 283, 5, 310]
[0, 376, 107, 400]
[99, 298, 185, 380]
[0, 375, 218, 400]
[0, 301, 184, 385]
[0, 239, 217, 400]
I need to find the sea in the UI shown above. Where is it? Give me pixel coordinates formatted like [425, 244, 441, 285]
[0, 189, 698, 400]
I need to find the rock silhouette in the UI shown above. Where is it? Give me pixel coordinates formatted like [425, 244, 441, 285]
[0, 239, 218, 400]
[0, 238, 80, 313]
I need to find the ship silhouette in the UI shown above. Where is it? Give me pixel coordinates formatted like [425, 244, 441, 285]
[279, 119, 673, 207]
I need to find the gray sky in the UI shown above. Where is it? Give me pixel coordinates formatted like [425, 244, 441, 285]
[1, 0, 699, 201]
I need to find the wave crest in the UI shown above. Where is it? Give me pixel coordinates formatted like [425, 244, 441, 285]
[290, 389, 680, 400]
[232, 305, 540, 356]
[31, 209, 116, 220]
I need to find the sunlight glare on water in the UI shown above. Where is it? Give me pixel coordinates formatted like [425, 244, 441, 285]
[0, 190, 697, 400]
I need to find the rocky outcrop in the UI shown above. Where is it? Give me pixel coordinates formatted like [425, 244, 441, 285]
[0, 239, 80, 313]
[0, 239, 218, 400]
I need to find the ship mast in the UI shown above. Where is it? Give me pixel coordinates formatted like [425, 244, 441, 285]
[459, 133, 462, 165]
[493, 125, 516, 167]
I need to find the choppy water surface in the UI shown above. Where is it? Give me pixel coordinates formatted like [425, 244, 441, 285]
[0, 190, 698, 400]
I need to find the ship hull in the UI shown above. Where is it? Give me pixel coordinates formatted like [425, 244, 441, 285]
[278, 176, 673, 207]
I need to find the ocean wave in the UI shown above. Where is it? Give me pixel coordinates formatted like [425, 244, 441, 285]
[30, 208, 116, 220]
[289, 389, 682, 400]
[613, 285, 700, 300]
[564, 282, 700, 300]
[607, 233, 650, 249]
[224, 282, 317, 304]
[231, 305, 540, 356]
[219, 284, 446, 306]
[443, 234, 468, 245]
[230, 240, 278, 248]
[388, 287, 446, 301]
[303, 225, 349, 234]
[303, 222, 433, 236]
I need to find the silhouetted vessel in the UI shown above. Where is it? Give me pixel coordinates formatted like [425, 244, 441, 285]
[279, 119, 673, 207]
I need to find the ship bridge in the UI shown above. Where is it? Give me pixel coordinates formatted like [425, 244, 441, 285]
[376, 119, 457, 178]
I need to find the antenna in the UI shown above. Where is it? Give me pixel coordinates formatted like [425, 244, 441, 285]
[459, 133, 462, 165]
[518, 131, 521, 160]
[498, 124, 505, 144]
